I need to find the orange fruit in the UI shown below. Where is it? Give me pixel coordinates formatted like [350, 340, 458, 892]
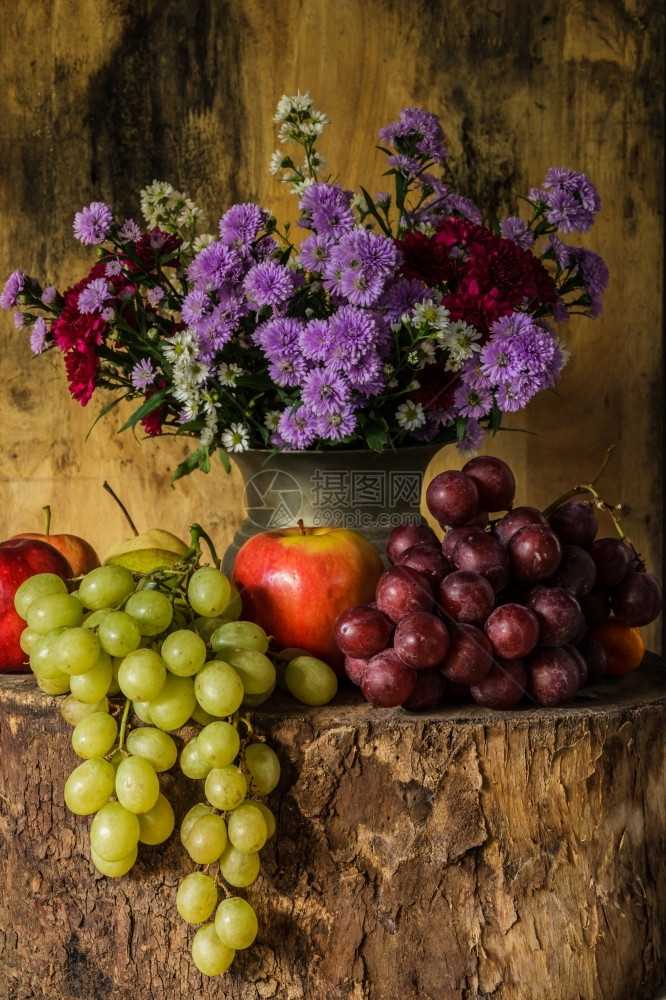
[589, 618, 645, 677]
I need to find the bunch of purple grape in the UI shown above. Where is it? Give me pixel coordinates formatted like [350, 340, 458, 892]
[333, 456, 662, 711]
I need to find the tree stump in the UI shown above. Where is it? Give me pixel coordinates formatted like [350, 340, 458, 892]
[1, 658, 666, 1000]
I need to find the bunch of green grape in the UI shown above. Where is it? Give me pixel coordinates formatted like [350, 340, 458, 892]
[13, 551, 288, 977]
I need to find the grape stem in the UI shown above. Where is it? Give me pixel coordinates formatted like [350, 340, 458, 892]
[117, 698, 132, 753]
[180, 523, 221, 569]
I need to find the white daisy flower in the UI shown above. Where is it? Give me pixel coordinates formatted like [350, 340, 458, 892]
[162, 328, 199, 363]
[221, 422, 250, 453]
[264, 410, 281, 431]
[218, 362, 243, 387]
[442, 321, 482, 369]
[412, 299, 450, 331]
[395, 400, 426, 431]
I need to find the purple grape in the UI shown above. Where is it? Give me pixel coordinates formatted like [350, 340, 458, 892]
[578, 586, 612, 627]
[507, 524, 562, 582]
[610, 571, 663, 627]
[333, 605, 393, 658]
[396, 543, 452, 586]
[547, 500, 599, 548]
[451, 529, 510, 592]
[401, 669, 448, 711]
[494, 506, 548, 547]
[393, 611, 450, 669]
[387, 522, 440, 564]
[588, 536, 634, 588]
[546, 544, 597, 597]
[562, 643, 587, 688]
[375, 565, 434, 623]
[439, 623, 493, 684]
[437, 570, 495, 628]
[525, 646, 580, 706]
[461, 455, 516, 512]
[575, 634, 607, 683]
[526, 587, 585, 646]
[441, 525, 486, 562]
[344, 655, 368, 686]
[361, 649, 417, 707]
[425, 470, 479, 527]
[483, 603, 540, 659]
[470, 657, 527, 709]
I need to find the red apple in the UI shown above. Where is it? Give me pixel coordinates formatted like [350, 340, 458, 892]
[0, 538, 74, 672]
[11, 506, 100, 576]
[232, 524, 384, 674]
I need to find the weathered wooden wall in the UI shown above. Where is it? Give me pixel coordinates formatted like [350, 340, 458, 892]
[0, 0, 663, 640]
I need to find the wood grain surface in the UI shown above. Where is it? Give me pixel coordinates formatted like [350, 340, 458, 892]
[0, 0, 662, 645]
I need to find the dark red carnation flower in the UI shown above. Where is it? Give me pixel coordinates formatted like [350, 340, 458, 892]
[63, 343, 99, 405]
[141, 381, 167, 437]
[130, 231, 183, 272]
[52, 263, 110, 352]
[396, 231, 455, 286]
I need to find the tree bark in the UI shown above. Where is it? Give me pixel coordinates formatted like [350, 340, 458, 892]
[1, 659, 666, 1000]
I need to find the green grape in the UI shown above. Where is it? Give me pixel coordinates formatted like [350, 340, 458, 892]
[194, 661, 244, 718]
[188, 567, 232, 618]
[52, 626, 101, 675]
[180, 802, 214, 848]
[285, 654, 338, 706]
[197, 721, 240, 769]
[160, 629, 206, 677]
[97, 611, 142, 657]
[192, 616, 232, 642]
[227, 802, 267, 854]
[176, 872, 218, 925]
[90, 800, 141, 862]
[71, 711, 118, 759]
[61, 694, 109, 726]
[148, 673, 196, 731]
[218, 843, 260, 888]
[185, 813, 228, 865]
[191, 922, 235, 976]
[64, 757, 116, 814]
[218, 647, 275, 696]
[204, 765, 247, 812]
[69, 651, 113, 702]
[117, 648, 167, 701]
[132, 699, 153, 724]
[210, 621, 269, 656]
[125, 726, 177, 771]
[115, 754, 160, 813]
[253, 801, 276, 839]
[90, 844, 138, 878]
[124, 590, 173, 637]
[83, 608, 114, 630]
[29, 627, 67, 678]
[26, 593, 83, 634]
[243, 742, 281, 795]
[214, 896, 258, 950]
[241, 680, 276, 709]
[20, 625, 45, 656]
[138, 792, 175, 845]
[273, 646, 310, 692]
[78, 565, 135, 612]
[36, 673, 71, 695]
[14, 573, 69, 620]
[190, 702, 217, 726]
[220, 584, 242, 621]
[180, 739, 212, 780]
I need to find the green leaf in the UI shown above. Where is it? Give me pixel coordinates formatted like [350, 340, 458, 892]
[365, 429, 389, 452]
[490, 400, 503, 434]
[218, 448, 231, 474]
[172, 446, 209, 482]
[456, 416, 466, 443]
[85, 394, 129, 442]
[119, 385, 171, 433]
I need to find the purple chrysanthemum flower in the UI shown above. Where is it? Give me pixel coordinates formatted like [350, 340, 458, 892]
[298, 234, 335, 272]
[244, 259, 296, 309]
[277, 405, 318, 449]
[29, 316, 49, 355]
[438, 192, 483, 226]
[131, 358, 156, 390]
[147, 286, 165, 306]
[42, 285, 57, 304]
[253, 316, 303, 356]
[188, 241, 245, 288]
[386, 153, 425, 175]
[324, 306, 378, 367]
[104, 259, 124, 277]
[344, 351, 384, 390]
[499, 216, 536, 248]
[379, 107, 447, 165]
[13, 312, 24, 329]
[457, 418, 485, 454]
[544, 168, 601, 212]
[77, 277, 112, 314]
[338, 268, 385, 307]
[301, 368, 351, 415]
[494, 377, 536, 412]
[219, 202, 270, 248]
[453, 383, 493, 419]
[268, 353, 309, 388]
[182, 288, 214, 326]
[377, 278, 431, 323]
[0, 269, 26, 309]
[117, 219, 142, 243]
[479, 336, 512, 384]
[299, 318, 331, 362]
[73, 201, 114, 245]
[299, 182, 355, 237]
[315, 405, 357, 441]
[574, 246, 609, 318]
[545, 188, 593, 234]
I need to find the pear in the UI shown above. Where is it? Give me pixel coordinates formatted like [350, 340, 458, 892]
[103, 529, 189, 565]
[105, 548, 186, 574]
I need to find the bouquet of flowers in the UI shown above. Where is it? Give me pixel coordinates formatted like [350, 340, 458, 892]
[2, 92, 608, 480]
